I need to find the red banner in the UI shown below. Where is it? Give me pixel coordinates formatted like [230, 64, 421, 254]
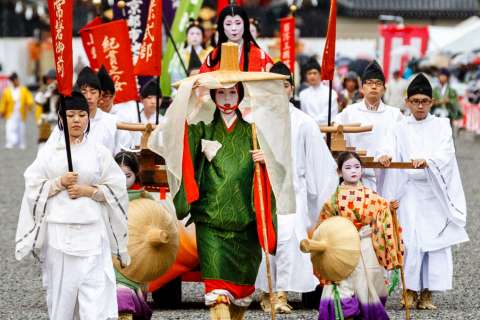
[379, 25, 429, 81]
[89, 20, 138, 103]
[134, 0, 162, 76]
[79, 17, 102, 71]
[321, 0, 336, 81]
[47, 0, 73, 96]
[279, 16, 295, 74]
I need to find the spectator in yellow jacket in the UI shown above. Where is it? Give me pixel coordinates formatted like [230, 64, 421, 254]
[0, 73, 40, 149]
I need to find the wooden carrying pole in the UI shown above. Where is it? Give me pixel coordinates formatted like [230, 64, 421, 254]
[391, 207, 410, 320]
[251, 123, 276, 320]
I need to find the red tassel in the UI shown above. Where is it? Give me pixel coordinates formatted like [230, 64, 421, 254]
[182, 123, 199, 204]
[253, 164, 276, 254]
[321, 0, 337, 81]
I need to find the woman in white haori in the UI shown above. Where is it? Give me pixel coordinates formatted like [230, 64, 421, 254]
[15, 92, 130, 320]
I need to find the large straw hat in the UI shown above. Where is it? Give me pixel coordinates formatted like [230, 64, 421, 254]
[300, 216, 360, 282]
[113, 198, 179, 283]
[172, 42, 287, 88]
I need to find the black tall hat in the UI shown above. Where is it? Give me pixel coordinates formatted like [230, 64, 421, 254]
[97, 65, 115, 94]
[270, 61, 293, 85]
[76, 66, 101, 91]
[187, 47, 202, 75]
[61, 91, 89, 113]
[140, 78, 162, 99]
[407, 73, 432, 98]
[361, 60, 385, 83]
[303, 58, 321, 73]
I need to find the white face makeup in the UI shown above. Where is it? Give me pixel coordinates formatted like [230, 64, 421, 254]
[120, 164, 136, 189]
[215, 87, 239, 115]
[340, 157, 362, 185]
[223, 15, 244, 43]
[187, 27, 203, 47]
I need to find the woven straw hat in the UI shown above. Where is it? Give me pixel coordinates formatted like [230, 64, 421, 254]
[300, 216, 360, 282]
[113, 198, 179, 283]
[172, 42, 287, 88]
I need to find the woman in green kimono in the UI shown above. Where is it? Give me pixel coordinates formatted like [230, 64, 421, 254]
[174, 82, 276, 320]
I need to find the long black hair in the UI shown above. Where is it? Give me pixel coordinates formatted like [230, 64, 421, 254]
[184, 19, 205, 49]
[336, 151, 362, 184]
[206, 5, 260, 71]
[115, 151, 141, 184]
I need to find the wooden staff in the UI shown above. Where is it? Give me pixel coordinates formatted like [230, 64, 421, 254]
[391, 206, 410, 320]
[251, 123, 276, 320]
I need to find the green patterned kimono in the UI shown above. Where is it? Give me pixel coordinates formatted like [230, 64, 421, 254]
[174, 110, 275, 287]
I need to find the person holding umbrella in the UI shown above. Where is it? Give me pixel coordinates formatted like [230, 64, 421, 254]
[15, 91, 130, 319]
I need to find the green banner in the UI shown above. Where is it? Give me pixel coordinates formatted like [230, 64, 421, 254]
[161, 0, 204, 96]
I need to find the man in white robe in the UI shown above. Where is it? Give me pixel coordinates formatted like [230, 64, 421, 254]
[97, 66, 136, 152]
[256, 62, 338, 314]
[45, 67, 128, 155]
[299, 58, 338, 125]
[334, 60, 403, 191]
[139, 78, 166, 125]
[382, 73, 469, 310]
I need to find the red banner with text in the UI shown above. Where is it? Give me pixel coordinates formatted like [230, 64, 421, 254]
[279, 16, 295, 74]
[79, 17, 103, 71]
[89, 20, 138, 103]
[47, 0, 74, 96]
[134, 0, 162, 76]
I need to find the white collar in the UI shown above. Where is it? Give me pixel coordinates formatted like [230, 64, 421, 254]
[91, 108, 104, 121]
[55, 133, 87, 150]
[361, 99, 385, 113]
[407, 113, 433, 124]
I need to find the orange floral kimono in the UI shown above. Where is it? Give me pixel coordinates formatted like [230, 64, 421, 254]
[317, 183, 404, 320]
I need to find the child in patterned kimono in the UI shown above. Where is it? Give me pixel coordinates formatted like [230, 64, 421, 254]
[114, 151, 153, 320]
[316, 152, 404, 320]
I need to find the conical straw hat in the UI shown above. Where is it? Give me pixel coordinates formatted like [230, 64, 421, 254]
[172, 42, 287, 88]
[113, 198, 179, 283]
[300, 216, 360, 282]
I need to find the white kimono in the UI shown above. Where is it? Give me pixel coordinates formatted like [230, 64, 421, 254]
[46, 109, 124, 155]
[382, 115, 469, 292]
[334, 100, 403, 191]
[15, 137, 128, 319]
[111, 101, 143, 148]
[299, 84, 338, 124]
[256, 105, 338, 293]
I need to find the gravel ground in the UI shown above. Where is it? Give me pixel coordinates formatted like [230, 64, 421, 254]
[0, 119, 478, 319]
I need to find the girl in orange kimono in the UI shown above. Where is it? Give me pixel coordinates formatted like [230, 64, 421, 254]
[199, 5, 273, 73]
[316, 152, 404, 320]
